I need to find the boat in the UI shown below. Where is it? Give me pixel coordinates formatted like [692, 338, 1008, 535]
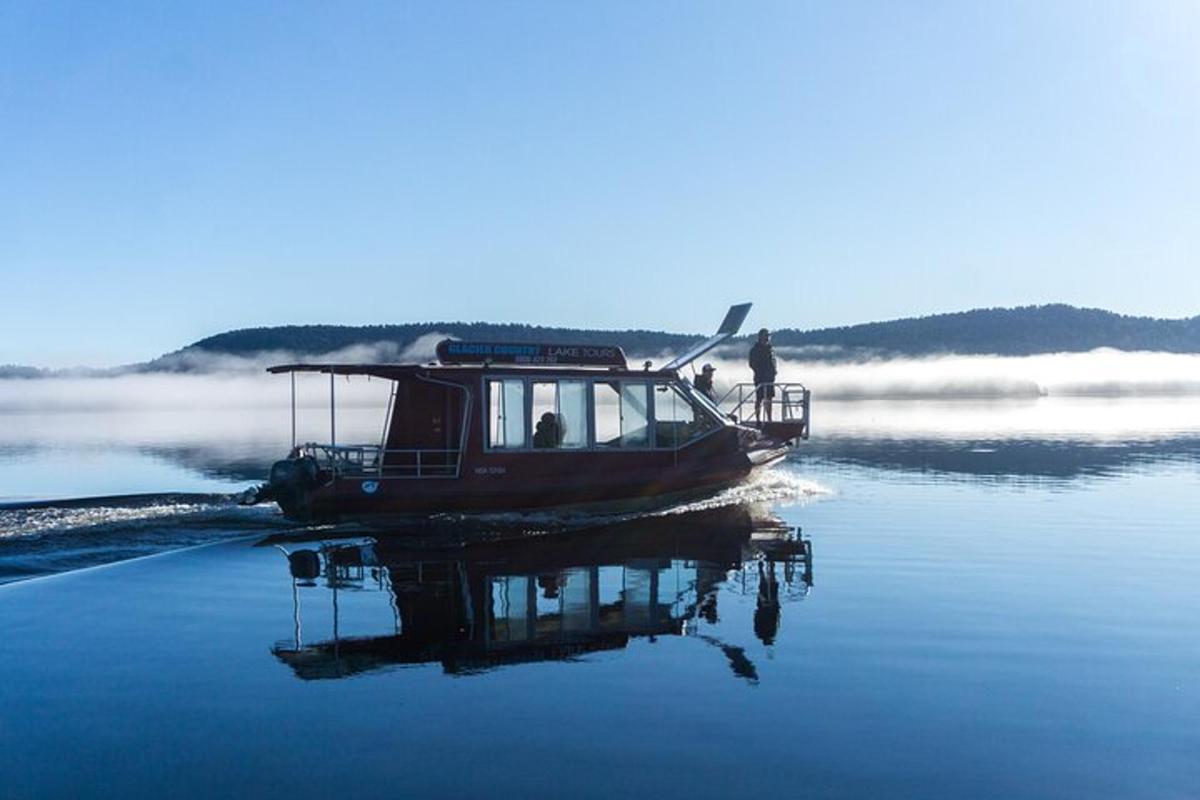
[266, 505, 814, 679]
[248, 303, 809, 521]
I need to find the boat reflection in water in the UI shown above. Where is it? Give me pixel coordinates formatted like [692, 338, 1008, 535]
[267, 506, 813, 682]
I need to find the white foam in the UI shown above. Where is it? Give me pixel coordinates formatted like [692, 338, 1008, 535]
[650, 466, 831, 516]
[428, 465, 831, 531]
[0, 503, 209, 539]
[0, 501, 233, 540]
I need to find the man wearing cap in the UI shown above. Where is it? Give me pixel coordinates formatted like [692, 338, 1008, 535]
[694, 363, 717, 402]
[749, 328, 777, 422]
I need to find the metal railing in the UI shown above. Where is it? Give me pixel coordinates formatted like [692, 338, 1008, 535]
[300, 443, 462, 479]
[716, 382, 810, 433]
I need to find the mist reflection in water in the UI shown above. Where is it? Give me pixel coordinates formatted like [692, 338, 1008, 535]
[4, 396, 1200, 503]
[267, 507, 812, 682]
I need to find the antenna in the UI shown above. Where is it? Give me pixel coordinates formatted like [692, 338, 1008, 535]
[662, 303, 752, 371]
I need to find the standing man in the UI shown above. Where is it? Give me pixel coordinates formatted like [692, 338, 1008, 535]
[749, 328, 777, 422]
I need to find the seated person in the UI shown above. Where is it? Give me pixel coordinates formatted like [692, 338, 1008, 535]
[532, 412, 562, 448]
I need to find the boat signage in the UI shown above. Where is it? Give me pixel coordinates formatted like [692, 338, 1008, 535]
[436, 339, 627, 367]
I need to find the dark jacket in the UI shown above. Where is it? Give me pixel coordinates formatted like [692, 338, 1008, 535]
[749, 341, 777, 381]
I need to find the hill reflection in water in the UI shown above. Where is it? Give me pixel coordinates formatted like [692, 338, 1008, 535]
[805, 435, 1200, 481]
[265, 507, 812, 682]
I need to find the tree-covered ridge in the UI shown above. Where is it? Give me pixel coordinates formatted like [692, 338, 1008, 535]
[7, 304, 1198, 378]
[768, 304, 1200, 356]
[175, 305, 1200, 362]
[180, 322, 703, 358]
[0, 364, 47, 379]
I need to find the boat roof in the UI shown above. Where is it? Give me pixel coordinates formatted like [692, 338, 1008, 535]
[265, 362, 681, 380]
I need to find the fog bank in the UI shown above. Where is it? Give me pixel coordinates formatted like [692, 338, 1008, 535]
[699, 347, 1200, 400]
[1, 349, 1198, 419]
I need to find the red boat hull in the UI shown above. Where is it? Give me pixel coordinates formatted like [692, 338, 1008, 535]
[276, 432, 789, 521]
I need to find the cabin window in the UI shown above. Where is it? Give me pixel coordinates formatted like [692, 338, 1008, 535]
[594, 381, 649, 448]
[654, 383, 718, 448]
[530, 380, 587, 449]
[559, 566, 595, 632]
[593, 382, 620, 446]
[597, 566, 624, 630]
[487, 379, 527, 449]
[490, 576, 533, 642]
[559, 381, 588, 448]
[531, 382, 558, 448]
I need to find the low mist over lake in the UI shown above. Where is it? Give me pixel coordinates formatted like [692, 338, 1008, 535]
[6, 346, 1200, 412]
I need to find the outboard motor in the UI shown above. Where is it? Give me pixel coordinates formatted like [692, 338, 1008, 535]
[287, 549, 321, 581]
[240, 455, 322, 519]
[269, 455, 319, 487]
[267, 455, 320, 520]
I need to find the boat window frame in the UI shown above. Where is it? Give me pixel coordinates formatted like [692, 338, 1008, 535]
[530, 378, 589, 450]
[646, 377, 729, 450]
[651, 380, 721, 450]
[485, 377, 531, 450]
[481, 372, 727, 453]
[592, 378, 653, 450]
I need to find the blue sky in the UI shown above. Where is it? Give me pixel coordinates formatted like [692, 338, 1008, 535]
[3, 1, 1198, 366]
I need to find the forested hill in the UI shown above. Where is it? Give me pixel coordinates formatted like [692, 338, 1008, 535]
[769, 305, 1200, 356]
[169, 305, 1200, 362]
[176, 323, 703, 359]
[7, 304, 1197, 377]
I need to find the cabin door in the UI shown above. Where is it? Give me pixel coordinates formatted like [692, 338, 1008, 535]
[382, 378, 465, 477]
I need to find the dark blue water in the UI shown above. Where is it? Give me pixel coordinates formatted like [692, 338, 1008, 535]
[1, 399, 1198, 798]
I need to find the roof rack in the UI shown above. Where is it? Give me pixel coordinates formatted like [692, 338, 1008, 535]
[435, 340, 627, 368]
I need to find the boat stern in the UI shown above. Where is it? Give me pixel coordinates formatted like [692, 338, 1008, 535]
[240, 453, 325, 521]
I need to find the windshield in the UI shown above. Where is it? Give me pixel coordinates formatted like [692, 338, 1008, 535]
[681, 376, 727, 420]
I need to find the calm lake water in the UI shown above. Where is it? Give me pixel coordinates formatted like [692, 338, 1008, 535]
[1, 396, 1197, 798]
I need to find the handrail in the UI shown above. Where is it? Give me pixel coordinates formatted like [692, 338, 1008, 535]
[715, 382, 810, 437]
[300, 443, 462, 479]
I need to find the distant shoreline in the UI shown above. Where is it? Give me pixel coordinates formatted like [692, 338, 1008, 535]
[4, 303, 1198, 376]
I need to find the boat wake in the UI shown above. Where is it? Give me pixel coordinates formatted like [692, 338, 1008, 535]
[0, 493, 282, 540]
[650, 466, 831, 517]
[0, 493, 292, 584]
[0, 466, 831, 582]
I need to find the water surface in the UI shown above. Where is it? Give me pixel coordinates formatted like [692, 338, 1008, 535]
[0, 396, 1197, 798]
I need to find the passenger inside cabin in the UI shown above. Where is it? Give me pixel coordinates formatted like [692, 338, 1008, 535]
[533, 412, 563, 448]
[538, 573, 565, 599]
